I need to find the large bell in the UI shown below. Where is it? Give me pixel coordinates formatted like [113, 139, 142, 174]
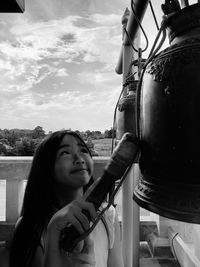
[117, 67, 138, 141]
[133, 3, 200, 223]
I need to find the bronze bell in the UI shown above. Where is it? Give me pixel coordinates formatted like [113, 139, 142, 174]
[116, 65, 138, 141]
[133, 3, 200, 223]
[116, 58, 146, 141]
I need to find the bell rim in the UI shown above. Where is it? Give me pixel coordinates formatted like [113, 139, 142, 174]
[133, 192, 200, 224]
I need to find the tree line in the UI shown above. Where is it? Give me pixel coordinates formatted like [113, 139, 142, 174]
[0, 126, 116, 156]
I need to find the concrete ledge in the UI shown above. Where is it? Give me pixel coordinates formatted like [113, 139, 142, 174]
[0, 156, 110, 181]
[140, 258, 179, 267]
[140, 241, 152, 258]
[146, 232, 174, 258]
[168, 227, 200, 267]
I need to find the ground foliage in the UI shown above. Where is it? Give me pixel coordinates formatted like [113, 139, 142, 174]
[0, 126, 115, 156]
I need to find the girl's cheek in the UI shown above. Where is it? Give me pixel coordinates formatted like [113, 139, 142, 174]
[90, 161, 94, 175]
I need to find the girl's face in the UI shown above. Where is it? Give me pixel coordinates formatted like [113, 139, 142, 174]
[54, 134, 93, 189]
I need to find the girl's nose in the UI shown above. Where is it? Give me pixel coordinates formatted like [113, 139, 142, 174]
[73, 154, 85, 165]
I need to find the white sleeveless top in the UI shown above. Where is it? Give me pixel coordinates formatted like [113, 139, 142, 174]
[90, 206, 116, 267]
[17, 207, 117, 267]
[39, 206, 116, 267]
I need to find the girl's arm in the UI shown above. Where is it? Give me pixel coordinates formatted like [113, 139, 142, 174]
[107, 215, 124, 267]
[32, 199, 97, 267]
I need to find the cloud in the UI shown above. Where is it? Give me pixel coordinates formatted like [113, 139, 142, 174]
[0, 11, 122, 93]
[0, 12, 122, 63]
[0, 0, 127, 131]
[78, 70, 118, 84]
[0, 72, 122, 131]
[56, 68, 68, 77]
[90, 13, 120, 26]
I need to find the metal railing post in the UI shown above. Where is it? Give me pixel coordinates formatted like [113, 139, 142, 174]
[121, 33, 140, 267]
[116, 2, 149, 266]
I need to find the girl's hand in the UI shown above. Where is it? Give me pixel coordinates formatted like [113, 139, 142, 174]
[44, 200, 97, 267]
[47, 199, 97, 238]
[44, 235, 96, 267]
[63, 236, 96, 267]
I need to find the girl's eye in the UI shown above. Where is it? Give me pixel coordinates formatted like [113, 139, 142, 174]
[60, 151, 71, 156]
[81, 148, 89, 154]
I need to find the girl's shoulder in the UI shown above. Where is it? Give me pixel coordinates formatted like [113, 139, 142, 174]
[15, 216, 23, 229]
[101, 203, 117, 224]
[103, 204, 116, 221]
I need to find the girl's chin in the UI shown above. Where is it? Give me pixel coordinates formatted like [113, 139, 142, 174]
[59, 173, 91, 189]
[74, 175, 91, 186]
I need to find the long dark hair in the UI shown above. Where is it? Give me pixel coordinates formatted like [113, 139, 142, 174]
[9, 130, 93, 267]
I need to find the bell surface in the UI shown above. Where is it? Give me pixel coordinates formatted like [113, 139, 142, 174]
[117, 80, 138, 140]
[133, 3, 200, 224]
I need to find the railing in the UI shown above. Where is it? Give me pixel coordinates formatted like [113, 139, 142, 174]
[1, 156, 200, 267]
[0, 156, 109, 247]
[168, 227, 200, 267]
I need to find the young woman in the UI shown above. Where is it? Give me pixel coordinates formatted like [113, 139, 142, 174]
[9, 130, 124, 267]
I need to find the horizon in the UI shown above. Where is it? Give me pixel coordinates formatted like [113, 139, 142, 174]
[0, 125, 114, 134]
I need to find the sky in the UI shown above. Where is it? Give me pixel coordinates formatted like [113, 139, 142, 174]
[0, 0, 194, 133]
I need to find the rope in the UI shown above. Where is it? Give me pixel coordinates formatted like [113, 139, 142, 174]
[149, 0, 160, 31]
[143, 16, 167, 68]
[73, 157, 138, 244]
[124, 28, 140, 53]
[111, 85, 126, 153]
[123, 0, 149, 53]
[135, 15, 168, 138]
[130, 0, 149, 52]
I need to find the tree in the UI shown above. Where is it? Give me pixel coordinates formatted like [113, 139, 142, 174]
[14, 137, 39, 156]
[0, 143, 7, 155]
[32, 126, 45, 139]
[0, 130, 4, 139]
[85, 130, 92, 138]
[92, 131, 103, 139]
[7, 130, 18, 146]
[104, 128, 116, 138]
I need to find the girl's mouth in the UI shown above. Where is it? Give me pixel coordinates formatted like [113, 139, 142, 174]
[71, 169, 88, 174]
